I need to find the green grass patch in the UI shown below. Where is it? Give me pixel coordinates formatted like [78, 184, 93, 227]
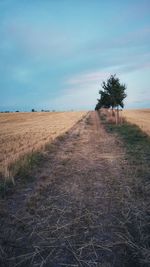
[105, 121, 150, 191]
[0, 151, 46, 198]
[106, 122, 150, 165]
[0, 131, 69, 198]
[100, 114, 150, 266]
[12, 151, 46, 183]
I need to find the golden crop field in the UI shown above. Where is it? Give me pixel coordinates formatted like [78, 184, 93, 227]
[123, 109, 150, 135]
[0, 111, 87, 177]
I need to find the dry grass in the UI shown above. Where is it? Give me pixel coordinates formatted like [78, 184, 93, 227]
[0, 112, 136, 267]
[123, 109, 150, 135]
[1, 111, 150, 266]
[99, 109, 150, 266]
[0, 111, 86, 178]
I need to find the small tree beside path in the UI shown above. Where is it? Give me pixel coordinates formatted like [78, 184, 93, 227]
[95, 74, 127, 124]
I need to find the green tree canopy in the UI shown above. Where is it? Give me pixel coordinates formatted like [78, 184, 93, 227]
[95, 74, 127, 110]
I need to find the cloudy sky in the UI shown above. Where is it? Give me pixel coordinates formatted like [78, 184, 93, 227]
[0, 0, 150, 111]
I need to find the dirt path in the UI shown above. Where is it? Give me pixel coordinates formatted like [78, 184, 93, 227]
[0, 111, 134, 267]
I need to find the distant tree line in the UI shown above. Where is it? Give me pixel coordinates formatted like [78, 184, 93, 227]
[0, 109, 54, 113]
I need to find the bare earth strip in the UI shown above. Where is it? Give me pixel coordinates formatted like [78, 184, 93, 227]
[0, 112, 138, 266]
[123, 109, 150, 135]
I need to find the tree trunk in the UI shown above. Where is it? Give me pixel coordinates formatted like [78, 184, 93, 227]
[116, 106, 119, 124]
[111, 108, 113, 116]
[111, 108, 115, 117]
[120, 110, 123, 124]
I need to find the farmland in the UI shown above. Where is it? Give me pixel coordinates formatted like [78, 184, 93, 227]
[0, 111, 86, 177]
[0, 111, 150, 266]
[123, 108, 150, 135]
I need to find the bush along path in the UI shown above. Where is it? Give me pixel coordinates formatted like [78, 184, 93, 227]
[0, 111, 150, 267]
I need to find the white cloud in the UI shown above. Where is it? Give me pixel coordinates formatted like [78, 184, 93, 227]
[66, 70, 111, 86]
[53, 86, 98, 110]
[40, 70, 112, 110]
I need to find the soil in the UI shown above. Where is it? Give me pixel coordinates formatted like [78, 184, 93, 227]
[0, 111, 136, 267]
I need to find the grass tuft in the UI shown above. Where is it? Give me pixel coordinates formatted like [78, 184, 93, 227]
[0, 151, 46, 198]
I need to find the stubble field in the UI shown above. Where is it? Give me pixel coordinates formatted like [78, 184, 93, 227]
[0, 111, 86, 177]
[123, 108, 150, 135]
[0, 111, 150, 266]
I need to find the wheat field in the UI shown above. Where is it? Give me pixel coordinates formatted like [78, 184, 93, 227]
[0, 111, 86, 177]
[123, 109, 150, 135]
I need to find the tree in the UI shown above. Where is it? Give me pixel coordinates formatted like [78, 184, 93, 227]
[95, 74, 127, 123]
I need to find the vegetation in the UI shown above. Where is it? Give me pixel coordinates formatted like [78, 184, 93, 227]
[0, 110, 150, 266]
[0, 151, 46, 198]
[99, 109, 150, 266]
[123, 109, 150, 136]
[0, 111, 86, 180]
[95, 74, 127, 124]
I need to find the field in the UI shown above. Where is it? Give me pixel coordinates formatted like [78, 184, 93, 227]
[123, 108, 150, 135]
[0, 111, 150, 266]
[0, 111, 86, 177]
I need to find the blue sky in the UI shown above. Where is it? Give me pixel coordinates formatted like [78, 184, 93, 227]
[0, 0, 150, 111]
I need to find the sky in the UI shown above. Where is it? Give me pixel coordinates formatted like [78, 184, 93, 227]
[0, 0, 150, 111]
